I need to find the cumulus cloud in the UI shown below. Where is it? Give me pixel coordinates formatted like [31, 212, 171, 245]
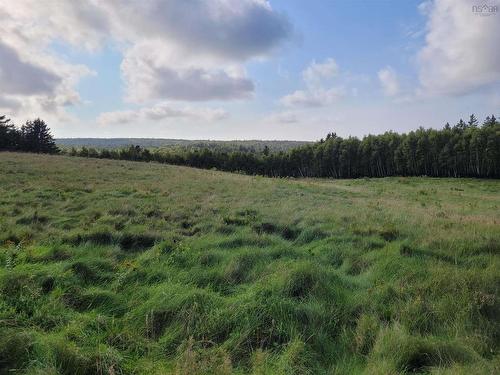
[281, 87, 344, 107]
[151, 68, 254, 101]
[378, 67, 400, 96]
[121, 41, 254, 102]
[280, 58, 344, 108]
[101, 0, 291, 61]
[113, 0, 290, 102]
[418, 0, 500, 96]
[0, 0, 291, 118]
[0, 1, 98, 118]
[0, 1, 108, 51]
[97, 102, 228, 125]
[303, 58, 338, 87]
[97, 110, 138, 126]
[0, 41, 61, 96]
[264, 111, 299, 124]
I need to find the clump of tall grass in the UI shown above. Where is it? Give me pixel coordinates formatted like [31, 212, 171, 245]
[366, 324, 478, 373]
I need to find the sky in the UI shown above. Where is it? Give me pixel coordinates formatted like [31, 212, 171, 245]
[0, 0, 499, 140]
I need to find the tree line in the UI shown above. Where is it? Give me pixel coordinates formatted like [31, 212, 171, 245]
[57, 138, 310, 153]
[68, 114, 499, 178]
[1, 113, 499, 178]
[0, 115, 58, 154]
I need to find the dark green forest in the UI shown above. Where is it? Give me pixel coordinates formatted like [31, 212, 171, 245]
[1, 114, 499, 178]
[56, 138, 310, 153]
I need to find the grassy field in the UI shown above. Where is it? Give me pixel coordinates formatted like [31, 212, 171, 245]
[0, 152, 499, 374]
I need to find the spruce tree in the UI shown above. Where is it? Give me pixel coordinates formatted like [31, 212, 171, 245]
[0, 114, 19, 151]
[21, 118, 59, 154]
[483, 115, 497, 128]
[0, 115, 10, 125]
[468, 114, 478, 127]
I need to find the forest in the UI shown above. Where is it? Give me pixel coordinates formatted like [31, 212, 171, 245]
[1, 114, 499, 178]
[60, 115, 500, 178]
[56, 138, 310, 153]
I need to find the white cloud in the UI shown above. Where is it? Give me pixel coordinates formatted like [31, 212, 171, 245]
[378, 66, 400, 96]
[101, 0, 291, 61]
[0, 0, 291, 117]
[264, 111, 299, 124]
[97, 102, 228, 125]
[280, 58, 344, 108]
[303, 58, 338, 87]
[417, 0, 433, 15]
[0, 41, 61, 96]
[111, 0, 291, 102]
[0, 1, 99, 119]
[0, 1, 108, 52]
[97, 110, 138, 126]
[418, 0, 500, 96]
[280, 87, 344, 107]
[121, 41, 254, 103]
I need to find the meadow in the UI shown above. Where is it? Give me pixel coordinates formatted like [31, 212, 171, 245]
[0, 152, 499, 374]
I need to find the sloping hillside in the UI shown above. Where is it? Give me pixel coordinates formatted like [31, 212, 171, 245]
[0, 153, 499, 374]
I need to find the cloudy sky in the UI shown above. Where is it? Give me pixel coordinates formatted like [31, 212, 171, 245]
[0, 0, 499, 140]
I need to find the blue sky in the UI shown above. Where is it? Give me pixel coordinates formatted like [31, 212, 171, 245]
[0, 0, 499, 140]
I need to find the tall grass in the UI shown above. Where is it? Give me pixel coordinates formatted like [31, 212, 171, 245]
[0, 152, 498, 374]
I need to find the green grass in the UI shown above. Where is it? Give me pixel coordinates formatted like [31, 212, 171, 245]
[0, 152, 499, 374]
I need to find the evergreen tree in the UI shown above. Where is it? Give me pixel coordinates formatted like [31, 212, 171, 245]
[483, 115, 497, 128]
[455, 119, 467, 131]
[0, 115, 10, 125]
[0, 115, 19, 151]
[468, 114, 478, 127]
[263, 145, 270, 156]
[8, 113, 496, 179]
[21, 118, 58, 154]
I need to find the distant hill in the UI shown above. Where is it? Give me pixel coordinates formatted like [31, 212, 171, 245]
[56, 138, 312, 152]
